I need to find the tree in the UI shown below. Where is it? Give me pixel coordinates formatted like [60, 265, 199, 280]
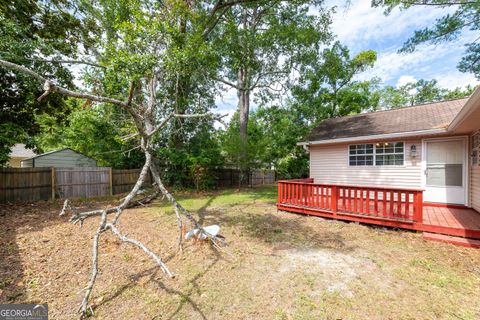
[380, 79, 476, 109]
[0, 0, 97, 166]
[35, 101, 145, 168]
[0, 0, 261, 316]
[292, 41, 379, 124]
[213, 1, 331, 180]
[372, 0, 480, 78]
[251, 105, 310, 178]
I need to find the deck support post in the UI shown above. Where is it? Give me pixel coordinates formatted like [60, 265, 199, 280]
[414, 191, 423, 223]
[277, 182, 282, 205]
[332, 185, 338, 216]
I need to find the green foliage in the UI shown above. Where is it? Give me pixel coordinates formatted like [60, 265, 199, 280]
[219, 113, 263, 170]
[380, 79, 476, 109]
[372, 0, 480, 78]
[0, 0, 98, 166]
[35, 100, 144, 168]
[251, 106, 309, 178]
[292, 41, 380, 123]
[155, 123, 224, 189]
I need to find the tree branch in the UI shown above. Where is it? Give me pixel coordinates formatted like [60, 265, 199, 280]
[0, 59, 137, 109]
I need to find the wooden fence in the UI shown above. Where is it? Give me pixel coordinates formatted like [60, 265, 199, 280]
[0, 167, 277, 203]
[112, 169, 151, 194]
[0, 168, 52, 203]
[214, 169, 277, 187]
[0, 167, 152, 203]
[55, 167, 111, 199]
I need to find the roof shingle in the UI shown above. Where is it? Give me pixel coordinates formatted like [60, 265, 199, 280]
[306, 98, 468, 142]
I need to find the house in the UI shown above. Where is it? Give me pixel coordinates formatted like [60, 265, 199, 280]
[21, 148, 97, 168]
[7, 144, 36, 167]
[278, 87, 480, 247]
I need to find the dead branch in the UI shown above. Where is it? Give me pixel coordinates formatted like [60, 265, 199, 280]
[0, 59, 137, 110]
[1, 58, 227, 318]
[107, 223, 174, 277]
[79, 211, 107, 318]
[59, 199, 72, 216]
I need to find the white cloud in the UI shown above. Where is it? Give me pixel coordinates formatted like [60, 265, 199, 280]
[432, 71, 478, 90]
[356, 38, 479, 89]
[396, 75, 416, 87]
[326, 0, 455, 51]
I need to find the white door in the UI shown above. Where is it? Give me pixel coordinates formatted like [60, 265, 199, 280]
[423, 139, 466, 205]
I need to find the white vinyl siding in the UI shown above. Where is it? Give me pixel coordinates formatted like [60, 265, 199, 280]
[470, 132, 480, 212]
[310, 140, 422, 189]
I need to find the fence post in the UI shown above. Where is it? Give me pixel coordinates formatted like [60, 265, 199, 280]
[51, 167, 55, 200]
[109, 167, 113, 196]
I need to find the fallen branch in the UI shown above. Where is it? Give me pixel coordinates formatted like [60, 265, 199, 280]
[2, 58, 226, 318]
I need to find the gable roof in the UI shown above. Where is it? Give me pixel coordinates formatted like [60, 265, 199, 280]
[22, 148, 94, 161]
[9, 144, 36, 158]
[305, 98, 469, 144]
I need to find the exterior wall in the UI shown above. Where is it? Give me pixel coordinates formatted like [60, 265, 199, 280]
[7, 157, 24, 168]
[309, 139, 422, 189]
[21, 158, 33, 168]
[21, 149, 96, 168]
[470, 132, 480, 212]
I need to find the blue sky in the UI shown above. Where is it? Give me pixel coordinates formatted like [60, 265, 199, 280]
[215, 0, 479, 119]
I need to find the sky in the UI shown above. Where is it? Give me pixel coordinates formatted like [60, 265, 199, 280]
[215, 0, 479, 119]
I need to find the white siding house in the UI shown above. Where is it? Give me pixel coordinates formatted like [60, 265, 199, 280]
[300, 89, 480, 209]
[7, 144, 36, 167]
[21, 148, 97, 168]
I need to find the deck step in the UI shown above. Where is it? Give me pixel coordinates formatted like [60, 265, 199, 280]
[423, 232, 480, 249]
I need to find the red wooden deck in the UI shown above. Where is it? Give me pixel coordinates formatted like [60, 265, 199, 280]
[422, 206, 480, 239]
[277, 179, 480, 243]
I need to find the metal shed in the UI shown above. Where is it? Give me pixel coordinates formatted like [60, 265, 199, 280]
[21, 148, 97, 168]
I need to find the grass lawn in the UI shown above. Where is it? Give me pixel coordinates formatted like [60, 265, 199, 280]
[1, 185, 479, 319]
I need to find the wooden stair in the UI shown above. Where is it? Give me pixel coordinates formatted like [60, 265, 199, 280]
[423, 232, 480, 249]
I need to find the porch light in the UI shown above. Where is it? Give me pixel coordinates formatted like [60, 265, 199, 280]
[410, 144, 417, 158]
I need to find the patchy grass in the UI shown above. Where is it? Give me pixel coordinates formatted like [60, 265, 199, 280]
[1, 186, 479, 319]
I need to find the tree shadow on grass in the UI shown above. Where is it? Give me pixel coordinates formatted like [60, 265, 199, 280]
[96, 244, 223, 320]
[0, 201, 66, 303]
[191, 200, 355, 252]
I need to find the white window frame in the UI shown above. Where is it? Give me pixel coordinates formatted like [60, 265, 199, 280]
[348, 141, 406, 167]
[348, 143, 374, 166]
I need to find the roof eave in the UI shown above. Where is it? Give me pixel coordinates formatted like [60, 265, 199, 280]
[448, 88, 480, 132]
[300, 128, 449, 146]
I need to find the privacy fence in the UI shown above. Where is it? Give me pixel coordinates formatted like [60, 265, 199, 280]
[0, 167, 150, 203]
[0, 167, 275, 203]
[215, 169, 277, 187]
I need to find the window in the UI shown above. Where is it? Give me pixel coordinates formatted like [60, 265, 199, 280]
[348, 142, 404, 166]
[349, 144, 374, 166]
[375, 142, 404, 166]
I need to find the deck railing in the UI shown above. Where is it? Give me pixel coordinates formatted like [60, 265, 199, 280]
[278, 179, 423, 223]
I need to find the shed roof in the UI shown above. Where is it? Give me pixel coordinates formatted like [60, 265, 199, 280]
[306, 98, 469, 142]
[22, 148, 93, 160]
[9, 144, 36, 158]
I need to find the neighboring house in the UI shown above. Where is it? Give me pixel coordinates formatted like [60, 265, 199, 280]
[21, 148, 97, 168]
[278, 87, 480, 247]
[7, 144, 36, 167]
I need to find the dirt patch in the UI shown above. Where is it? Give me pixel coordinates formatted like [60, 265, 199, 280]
[278, 248, 375, 296]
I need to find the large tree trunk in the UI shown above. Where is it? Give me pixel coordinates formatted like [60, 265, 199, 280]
[237, 66, 250, 187]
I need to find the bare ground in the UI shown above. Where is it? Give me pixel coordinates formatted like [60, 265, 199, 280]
[1, 186, 479, 319]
